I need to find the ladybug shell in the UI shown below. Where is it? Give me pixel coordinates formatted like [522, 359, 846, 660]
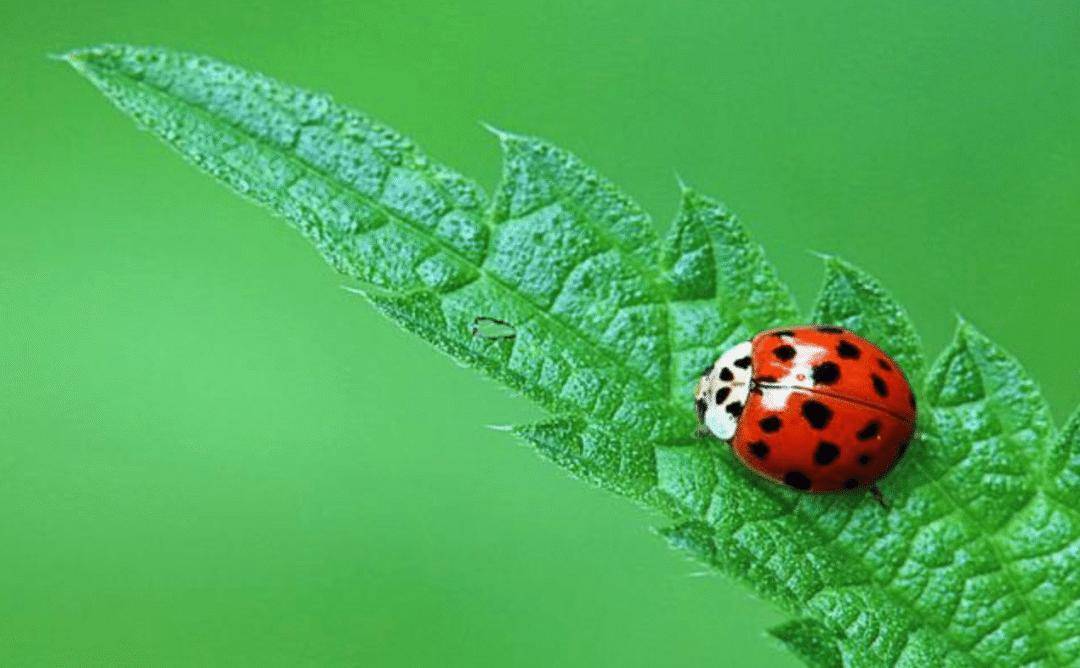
[731, 326, 916, 492]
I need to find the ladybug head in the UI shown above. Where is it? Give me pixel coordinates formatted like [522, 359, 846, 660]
[695, 341, 753, 440]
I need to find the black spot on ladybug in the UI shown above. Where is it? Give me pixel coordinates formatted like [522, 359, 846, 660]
[816, 325, 844, 334]
[719, 367, 734, 381]
[733, 356, 752, 369]
[759, 416, 782, 433]
[909, 392, 917, 410]
[843, 478, 859, 489]
[771, 330, 795, 338]
[801, 400, 833, 429]
[856, 420, 880, 441]
[725, 401, 743, 417]
[715, 387, 731, 404]
[836, 340, 861, 359]
[877, 358, 892, 372]
[774, 345, 796, 361]
[702, 364, 714, 376]
[858, 454, 872, 466]
[812, 361, 841, 385]
[871, 373, 889, 397]
[814, 441, 840, 465]
[897, 440, 910, 458]
[749, 441, 769, 459]
[755, 375, 778, 384]
[695, 398, 707, 423]
[783, 471, 812, 490]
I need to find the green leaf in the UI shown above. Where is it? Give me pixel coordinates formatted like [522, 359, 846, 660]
[68, 45, 1078, 667]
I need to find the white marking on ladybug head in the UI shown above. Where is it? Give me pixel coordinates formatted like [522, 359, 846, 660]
[696, 340, 752, 441]
[760, 340, 829, 411]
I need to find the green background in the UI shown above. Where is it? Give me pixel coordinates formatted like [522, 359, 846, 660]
[3, 1, 1078, 665]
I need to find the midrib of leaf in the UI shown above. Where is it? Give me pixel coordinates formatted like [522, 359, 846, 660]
[74, 53, 674, 423]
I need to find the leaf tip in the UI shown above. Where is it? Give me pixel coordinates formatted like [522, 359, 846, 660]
[815, 256, 888, 292]
[952, 312, 976, 340]
[947, 313, 987, 351]
[674, 181, 719, 213]
[674, 171, 692, 194]
[955, 315, 996, 350]
[481, 123, 543, 161]
[57, 44, 108, 65]
[57, 44, 126, 79]
[479, 120, 515, 142]
[55, 49, 89, 74]
[673, 176, 723, 214]
[813, 253, 849, 285]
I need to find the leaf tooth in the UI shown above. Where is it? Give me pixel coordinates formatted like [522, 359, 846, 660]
[673, 171, 691, 194]
[812, 255, 924, 380]
[477, 120, 512, 141]
[767, 618, 843, 668]
[1048, 406, 1080, 498]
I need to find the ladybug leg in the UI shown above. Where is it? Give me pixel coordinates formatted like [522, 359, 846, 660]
[471, 316, 516, 340]
[693, 425, 714, 440]
[869, 484, 890, 510]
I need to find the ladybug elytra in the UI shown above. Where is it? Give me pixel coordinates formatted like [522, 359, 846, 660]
[695, 325, 916, 494]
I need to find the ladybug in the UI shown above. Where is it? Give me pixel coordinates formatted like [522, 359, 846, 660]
[694, 325, 916, 496]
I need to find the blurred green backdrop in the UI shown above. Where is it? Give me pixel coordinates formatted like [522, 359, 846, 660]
[2, 1, 1078, 665]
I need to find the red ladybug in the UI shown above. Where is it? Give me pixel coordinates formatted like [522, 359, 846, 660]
[694, 325, 916, 494]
